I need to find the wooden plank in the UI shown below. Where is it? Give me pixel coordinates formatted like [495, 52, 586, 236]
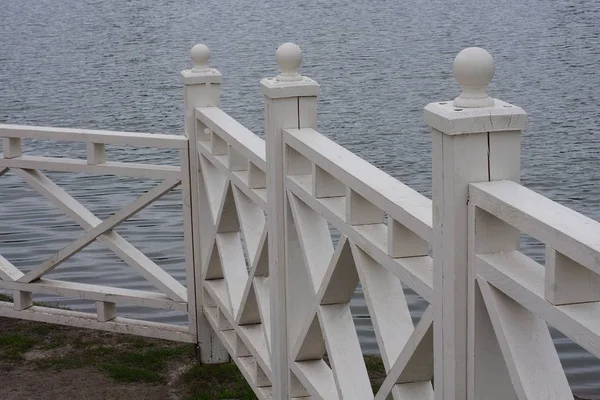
[319, 303, 373, 399]
[312, 164, 345, 198]
[97, 301, 117, 322]
[13, 291, 33, 311]
[374, 306, 434, 400]
[286, 176, 433, 302]
[288, 193, 334, 292]
[319, 237, 359, 305]
[432, 130, 489, 400]
[351, 245, 413, 369]
[545, 246, 600, 305]
[345, 188, 383, 225]
[0, 302, 194, 342]
[0, 124, 187, 148]
[283, 128, 432, 241]
[0, 279, 187, 311]
[1, 156, 180, 179]
[232, 186, 266, 263]
[476, 250, 600, 358]
[0, 167, 8, 177]
[196, 107, 266, 170]
[86, 143, 106, 165]
[470, 180, 600, 274]
[20, 178, 180, 282]
[216, 232, 249, 319]
[199, 143, 267, 211]
[477, 278, 573, 399]
[13, 168, 187, 302]
[292, 360, 339, 400]
[3, 137, 22, 158]
[0, 254, 24, 281]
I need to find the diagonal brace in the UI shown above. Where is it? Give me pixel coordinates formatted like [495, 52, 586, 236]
[18, 178, 180, 283]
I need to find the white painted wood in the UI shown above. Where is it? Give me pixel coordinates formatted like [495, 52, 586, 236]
[351, 245, 413, 369]
[345, 188, 383, 225]
[262, 53, 319, 398]
[20, 178, 180, 283]
[476, 250, 600, 358]
[290, 371, 311, 398]
[294, 314, 326, 361]
[232, 186, 266, 263]
[0, 254, 24, 281]
[198, 154, 230, 223]
[288, 193, 334, 292]
[236, 333, 252, 357]
[3, 137, 22, 158]
[545, 246, 600, 305]
[0, 278, 187, 310]
[0, 156, 180, 179]
[219, 309, 233, 331]
[286, 175, 433, 302]
[211, 131, 228, 155]
[468, 206, 520, 400]
[283, 127, 432, 241]
[86, 142, 106, 165]
[256, 361, 271, 387]
[254, 277, 271, 352]
[13, 168, 187, 302]
[182, 50, 230, 362]
[216, 232, 248, 317]
[13, 290, 33, 311]
[0, 167, 8, 178]
[179, 148, 199, 346]
[97, 301, 117, 322]
[477, 278, 573, 400]
[228, 144, 248, 171]
[286, 145, 312, 175]
[374, 306, 434, 400]
[199, 145, 267, 211]
[248, 161, 267, 189]
[215, 184, 240, 233]
[467, 128, 521, 400]
[312, 164, 345, 198]
[430, 129, 489, 400]
[470, 180, 600, 274]
[319, 237, 359, 305]
[0, 124, 187, 148]
[292, 360, 339, 400]
[196, 107, 266, 170]
[319, 303, 373, 399]
[203, 241, 224, 280]
[387, 218, 429, 258]
[0, 302, 195, 343]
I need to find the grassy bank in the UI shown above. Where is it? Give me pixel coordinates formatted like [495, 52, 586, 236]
[0, 294, 595, 399]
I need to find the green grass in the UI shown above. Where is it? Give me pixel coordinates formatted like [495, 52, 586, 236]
[0, 333, 39, 360]
[182, 362, 257, 399]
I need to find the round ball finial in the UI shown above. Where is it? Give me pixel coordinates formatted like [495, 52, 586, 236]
[190, 44, 211, 72]
[453, 47, 495, 108]
[276, 43, 303, 82]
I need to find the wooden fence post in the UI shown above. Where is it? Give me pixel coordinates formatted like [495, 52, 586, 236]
[424, 48, 527, 400]
[181, 44, 229, 363]
[260, 43, 320, 400]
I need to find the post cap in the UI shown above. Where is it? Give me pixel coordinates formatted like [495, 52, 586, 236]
[180, 43, 222, 85]
[453, 47, 495, 108]
[276, 43, 303, 82]
[260, 43, 319, 99]
[424, 47, 527, 134]
[191, 44, 211, 72]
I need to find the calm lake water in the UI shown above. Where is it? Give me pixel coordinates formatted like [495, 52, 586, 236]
[2, 0, 600, 396]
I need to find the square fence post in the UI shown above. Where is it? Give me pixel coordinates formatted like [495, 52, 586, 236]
[181, 44, 229, 364]
[425, 48, 527, 400]
[261, 43, 320, 400]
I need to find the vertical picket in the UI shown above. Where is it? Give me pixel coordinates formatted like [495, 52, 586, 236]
[261, 43, 320, 399]
[424, 47, 527, 400]
[181, 44, 229, 363]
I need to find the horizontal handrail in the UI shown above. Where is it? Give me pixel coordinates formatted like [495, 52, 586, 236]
[470, 180, 600, 274]
[283, 128, 432, 242]
[0, 124, 187, 149]
[476, 250, 600, 359]
[196, 107, 266, 171]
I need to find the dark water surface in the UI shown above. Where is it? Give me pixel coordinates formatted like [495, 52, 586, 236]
[1, 0, 600, 396]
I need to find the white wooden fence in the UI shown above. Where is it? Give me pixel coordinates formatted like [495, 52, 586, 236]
[1, 42, 598, 400]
